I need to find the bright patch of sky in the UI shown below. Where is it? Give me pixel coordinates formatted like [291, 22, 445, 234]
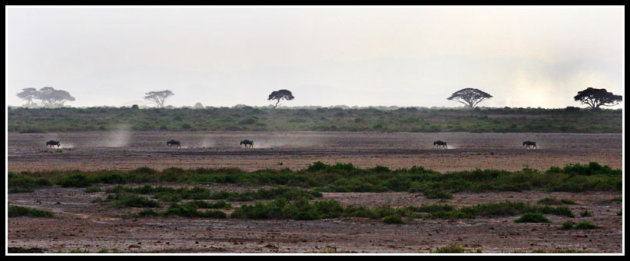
[6, 6, 624, 108]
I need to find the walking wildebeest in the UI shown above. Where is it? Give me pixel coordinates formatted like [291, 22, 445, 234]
[240, 139, 254, 148]
[523, 140, 537, 149]
[166, 139, 181, 147]
[433, 140, 447, 149]
[46, 140, 61, 148]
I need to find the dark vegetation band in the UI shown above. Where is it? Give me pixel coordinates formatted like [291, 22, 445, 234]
[8, 106, 622, 133]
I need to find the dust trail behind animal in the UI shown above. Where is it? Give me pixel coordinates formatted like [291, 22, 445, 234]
[250, 132, 326, 149]
[92, 124, 132, 147]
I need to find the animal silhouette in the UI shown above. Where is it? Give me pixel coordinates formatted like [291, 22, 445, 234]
[46, 140, 61, 147]
[240, 139, 254, 148]
[166, 139, 181, 147]
[522, 140, 537, 149]
[433, 140, 447, 149]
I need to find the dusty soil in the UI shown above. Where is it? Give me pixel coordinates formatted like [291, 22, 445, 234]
[8, 185, 623, 253]
[7, 131, 623, 253]
[7, 131, 622, 172]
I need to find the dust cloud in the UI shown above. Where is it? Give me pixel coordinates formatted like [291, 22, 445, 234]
[96, 124, 132, 147]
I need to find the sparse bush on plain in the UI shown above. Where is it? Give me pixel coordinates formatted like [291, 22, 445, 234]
[514, 213, 551, 223]
[8, 173, 52, 193]
[9, 162, 622, 196]
[382, 215, 405, 224]
[8, 107, 621, 133]
[98, 194, 161, 208]
[9, 206, 54, 218]
[562, 221, 575, 229]
[85, 186, 101, 193]
[537, 197, 562, 205]
[574, 221, 598, 229]
[430, 244, 466, 253]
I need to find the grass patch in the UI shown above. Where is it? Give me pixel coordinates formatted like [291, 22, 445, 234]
[562, 221, 598, 229]
[580, 209, 592, 217]
[9, 162, 621, 196]
[537, 197, 562, 205]
[423, 189, 453, 199]
[574, 221, 597, 229]
[94, 194, 161, 208]
[8, 247, 46, 253]
[8, 206, 54, 218]
[8, 106, 621, 133]
[8, 173, 52, 193]
[430, 244, 466, 253]
[514, 213, 551, 223]
[382, 215, 405, 224]
[226, 199, 572, 222]
[106, 185, 321, 203]
[84, 186, 101, 193]
[183, 200, 232, 209]
[130, 204, 227, 219]
[562, 221, 575, 229]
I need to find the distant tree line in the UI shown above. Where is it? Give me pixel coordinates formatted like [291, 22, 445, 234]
[17, 85, 621, 110]
[16, 87, 75, 108]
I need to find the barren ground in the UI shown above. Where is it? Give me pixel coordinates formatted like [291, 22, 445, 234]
[7, 131, 622, 172]
[8, 186, 623, 253]
[7, 131, 623, 253]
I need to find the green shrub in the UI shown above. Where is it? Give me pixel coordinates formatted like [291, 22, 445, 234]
[184, 200, 232, 209]
[109, 194, 161, 208]
[57, 174, 92, 187]
[423, 189, 453, 199]
[8, 247, 45, 253]
[537, 197, 562, 205]
[580, 209, 592, 217]
[574, 221, 597, 229]
[8, 174, 52, 193]
[9, 206, 54, 218]
[85, 186, 101, 193]
[431, 244, 466, 253]
[162, 204, 227, 218]
[382, 215, 405, 224]
[561, 221, 575, 229]
[514, 213, 551, 223]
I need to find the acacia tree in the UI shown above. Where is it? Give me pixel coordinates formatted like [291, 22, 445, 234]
[16, 87, 39, 107]
[447, 88, 492, 108]
[144, 90, 174, 108]
[35, 87, 75, 107]
[574, 87, 622, 109]
[268, 89, 294, 108]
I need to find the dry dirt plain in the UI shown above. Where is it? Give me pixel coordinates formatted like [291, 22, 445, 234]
[7, 186, 623, 253]
[7, 131, 624, 254]
[7, 131, 622, 172]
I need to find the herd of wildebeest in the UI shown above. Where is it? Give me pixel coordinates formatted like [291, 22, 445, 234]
[45, 138, 538, 149]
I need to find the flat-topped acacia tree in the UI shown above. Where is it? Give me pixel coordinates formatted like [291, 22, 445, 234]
[144, 90, 174, 108]
[447, 88, 492, 108]
[16, 88, 39, 107]
[574, 87, 622, 110]
[268, 89, 294, 108]
[35, 87, 76, 107]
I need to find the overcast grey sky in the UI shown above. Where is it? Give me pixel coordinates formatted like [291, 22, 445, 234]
[5, 6, 624, 108]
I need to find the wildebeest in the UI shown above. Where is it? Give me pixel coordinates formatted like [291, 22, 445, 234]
[46, 140, 61, 148]
[433, 140, 447, 149]
[166, 139, 181, 147]
[523, 140, 537, 149]
[240, 139, 254, 148]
